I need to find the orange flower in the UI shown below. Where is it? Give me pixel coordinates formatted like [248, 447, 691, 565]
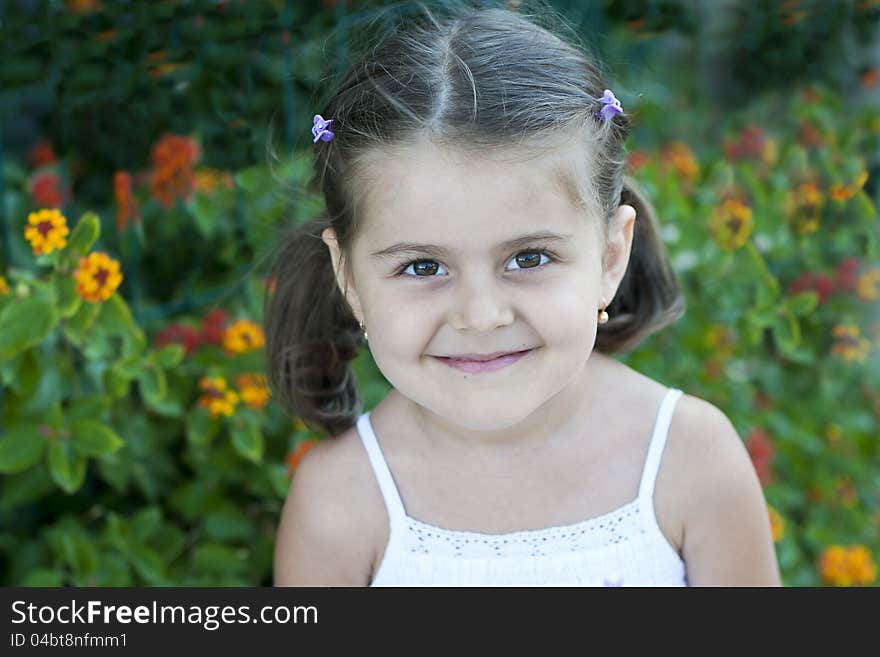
[626, 150, 650, 172]
[709, 195, 753, 249]
[73, 252, 123, 303]
[829, 170, 868, 202]
[286, 439, 318, 478]
[861, 67, 879, 88]
[831, 324, 871, 363]
[24, 208, 69, 255]
[661, 142, 699, 182]
[0, 275, 9, 295]
[235, 373, 271, 410]
[767, 505, 784, 542]
[222, 319, 265, 354]
[113, 171, 140, 232]
[197, 376, 239, 417]
[819, 545, 877, 586]
[149, 134, 201, 209]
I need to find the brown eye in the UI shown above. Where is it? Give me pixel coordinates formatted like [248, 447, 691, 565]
[506, 251, 551, 272]
[399, 260, 446, 277]
[515, 253, 542, 268]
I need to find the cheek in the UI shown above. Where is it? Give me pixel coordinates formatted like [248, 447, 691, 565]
[362, 288, 435, 353]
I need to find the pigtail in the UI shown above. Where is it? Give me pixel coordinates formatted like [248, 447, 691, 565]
[263, 216, 364, 438]
[595, 176, 686, 354]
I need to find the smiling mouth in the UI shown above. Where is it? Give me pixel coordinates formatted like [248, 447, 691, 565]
[431, 348, 536, 373]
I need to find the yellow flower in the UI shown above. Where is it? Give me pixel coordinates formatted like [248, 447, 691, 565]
[856, 268, 880, 301]
[831, 324, 871, 363]
[784, 181, 823, 235]
[235, 373, 271, 410]
[293, 417, 308, 432]
[197, 376, 239, 417]
[761, 139, 778, 166]
[703, 325, 735, 358]
[73, 252, 123, 303]
[830, 170, 869, 202]
[222, 319, 265, 354]
[662, 142, 700, 182]
[0, 276, 8, 295]
[767, 505, 784, 542]
[819, 545, 877, 586]
[24, 208, 70, 256]
[193, 168, 234, 195]
[710, 196, 753, 249]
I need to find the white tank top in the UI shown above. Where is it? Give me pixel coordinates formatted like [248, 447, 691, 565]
[356, 387, 688, 586]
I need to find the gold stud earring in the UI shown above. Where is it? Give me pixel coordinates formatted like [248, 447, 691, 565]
[359, 319, 368, 342]
[598, 305, 609, 324]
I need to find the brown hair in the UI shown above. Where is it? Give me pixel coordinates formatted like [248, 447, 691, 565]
[264, 0, 685, 438]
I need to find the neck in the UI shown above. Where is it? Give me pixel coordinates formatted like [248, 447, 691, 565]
[397, 351, 614, 462]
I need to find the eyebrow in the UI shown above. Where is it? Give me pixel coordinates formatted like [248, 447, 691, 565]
[369, 231, 574, 260]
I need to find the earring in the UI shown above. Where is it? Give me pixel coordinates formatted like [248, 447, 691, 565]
[598, 305, 609, 324]
[359, 319, 368, 342]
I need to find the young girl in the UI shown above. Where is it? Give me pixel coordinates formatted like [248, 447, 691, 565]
[267, 1, 782, 587]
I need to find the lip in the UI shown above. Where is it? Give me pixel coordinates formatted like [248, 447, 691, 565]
[432, 349, 535, 373]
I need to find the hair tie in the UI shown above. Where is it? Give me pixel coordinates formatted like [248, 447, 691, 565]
[312, 114, 335, 143]
[594, 89, 623, 122]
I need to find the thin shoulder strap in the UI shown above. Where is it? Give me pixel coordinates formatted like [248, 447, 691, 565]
[637, 387, 684, 501]
[355, 411, 407, 529]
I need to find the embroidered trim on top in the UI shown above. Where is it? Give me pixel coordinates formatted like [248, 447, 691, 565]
[401, 498, 642, 558]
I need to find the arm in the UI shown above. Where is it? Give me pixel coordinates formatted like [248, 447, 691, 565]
[273, 437, 374, 586]
[679, 400, 783, 586]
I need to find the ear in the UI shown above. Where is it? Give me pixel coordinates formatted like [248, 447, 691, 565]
[599, 204, 636, 308]
[321, 227, 364, 324]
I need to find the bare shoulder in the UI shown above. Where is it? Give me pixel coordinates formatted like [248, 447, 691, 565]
[273, 423, 385, 587]
[663, 392, 783, 586]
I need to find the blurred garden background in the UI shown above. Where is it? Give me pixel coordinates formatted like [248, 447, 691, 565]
[0, 0, 878, 586]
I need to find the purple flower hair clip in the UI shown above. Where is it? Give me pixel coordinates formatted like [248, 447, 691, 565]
[312, 114, 335, 143]
[594, 89, 623, 122]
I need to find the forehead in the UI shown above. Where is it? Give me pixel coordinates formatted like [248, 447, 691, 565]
[353, 135, 596, 246]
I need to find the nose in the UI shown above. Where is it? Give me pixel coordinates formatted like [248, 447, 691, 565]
[449, 271, 515, 334]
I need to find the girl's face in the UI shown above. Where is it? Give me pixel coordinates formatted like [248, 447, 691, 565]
[323, 136, 635, 432]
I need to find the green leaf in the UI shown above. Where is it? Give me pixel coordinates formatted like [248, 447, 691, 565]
[52, 272, 82, 318]
[0, 423, 47, 473]
[229, 418, 264, 463]
[784, 291, 819, 317]
[151, 343, 184, 369]
[103, 366, 131, 399]
[47, 440, 87, 494]
[186, 408, 221, 446]
[61, 300, 101, 347]
[10, 348, 40, 398]
[69, 419, 125, 458]
[64, 212, 101, 260]
[137, 364, 167, 407]
[192, 543, 247, 575]
[67, 394, 112, 423]
[21, 569, 64, 586]
[0, 295, 58, 359]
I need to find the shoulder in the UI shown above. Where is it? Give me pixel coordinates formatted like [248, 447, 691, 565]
[663, 392, 782, 586]
[273, 422, 386, 586]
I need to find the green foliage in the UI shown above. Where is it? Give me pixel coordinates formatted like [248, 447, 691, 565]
[1, 0, 877, 589]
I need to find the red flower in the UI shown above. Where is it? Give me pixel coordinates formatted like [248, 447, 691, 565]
[833, 257, 861, 293]
[626, 150, 650, 172]
[155, 323, 201, 356]
[200, 308, 229, 345]
[798, 120, 823, 148]
[725, 125, 765, 160]
[29, 171, 70, 208]
[746, 428, 775, 486]
[113, 171, 140, 232]
[28, 140, 57, 168]
[788, 272, 834, 304]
